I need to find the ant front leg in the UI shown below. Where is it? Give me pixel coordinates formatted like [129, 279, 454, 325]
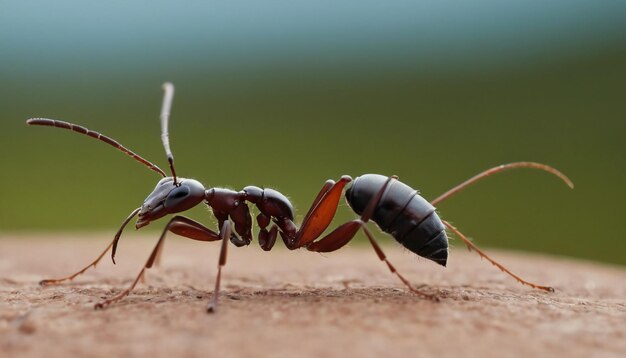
[95, 216, 220, 310]
[206, 221, 231, 313]
[40, 207, 141, 286]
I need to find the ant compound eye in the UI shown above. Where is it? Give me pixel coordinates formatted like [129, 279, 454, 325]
[173, 188, 188, 199]
[161, 180, 205, 214]
[164, 186, 191, 210]
[169, 186, 190, 200]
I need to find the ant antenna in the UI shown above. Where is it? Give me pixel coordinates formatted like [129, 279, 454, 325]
[26, 118, 167, 177]
[160, 82, 178, 185]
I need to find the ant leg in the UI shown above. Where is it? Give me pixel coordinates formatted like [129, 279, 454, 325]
[153, 240, 166, 267]
[304, 175, 397, 252]
[305, 220, 362, 252]
[287, 176, 352, 248]
[150, 216, 223, 273]
[215, 211, 247, 247]
[166, 217, 221, 242]
[40, 207, 140, 286]
[307, 223, 437, 300]
[300, 179, 336, 226]
[207, 221, 231, 313]
[360, 226, 439, 301]
[229, 202, 253, 247]
[442, 220, 554, 292]
[307, 176, 437, 300]
[431, 162, 574, 206]
[40, 240, 113, 286]
[257, 213, 278, 251]
[152, 215, 224, 266]
[94, 216, 220, 310]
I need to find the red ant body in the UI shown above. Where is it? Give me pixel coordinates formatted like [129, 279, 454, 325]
[28, 83, 573, 312]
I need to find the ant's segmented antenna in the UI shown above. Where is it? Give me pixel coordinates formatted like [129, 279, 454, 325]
[160, 82, 178, 185]
[26, 118, 167, 177]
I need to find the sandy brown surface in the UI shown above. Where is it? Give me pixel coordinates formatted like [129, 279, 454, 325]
[1, 234, 625, 358]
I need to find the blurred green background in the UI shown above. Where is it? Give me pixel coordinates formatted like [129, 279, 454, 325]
[1, 1, 625, 265]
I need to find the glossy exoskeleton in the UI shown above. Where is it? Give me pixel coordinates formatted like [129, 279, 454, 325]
[28, 82, 574, 312]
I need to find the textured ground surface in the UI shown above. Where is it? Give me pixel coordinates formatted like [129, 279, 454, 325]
[1, 234, 625, 358]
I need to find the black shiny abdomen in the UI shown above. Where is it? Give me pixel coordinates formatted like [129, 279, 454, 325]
[345, 174, 448, 266]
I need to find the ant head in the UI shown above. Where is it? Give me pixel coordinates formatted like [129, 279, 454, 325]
[135, 83, 206, 229]
[136, 177, 205, 229]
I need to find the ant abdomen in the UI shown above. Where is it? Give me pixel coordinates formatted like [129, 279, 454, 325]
[346, 174, 448, 266]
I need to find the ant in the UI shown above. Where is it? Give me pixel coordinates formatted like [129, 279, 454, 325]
[27, 82, 574, 312]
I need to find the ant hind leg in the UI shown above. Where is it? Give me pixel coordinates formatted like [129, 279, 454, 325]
[442, 220, 554, 292]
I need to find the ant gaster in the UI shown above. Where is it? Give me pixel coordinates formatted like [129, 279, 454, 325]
[27, 82, 574, 312]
